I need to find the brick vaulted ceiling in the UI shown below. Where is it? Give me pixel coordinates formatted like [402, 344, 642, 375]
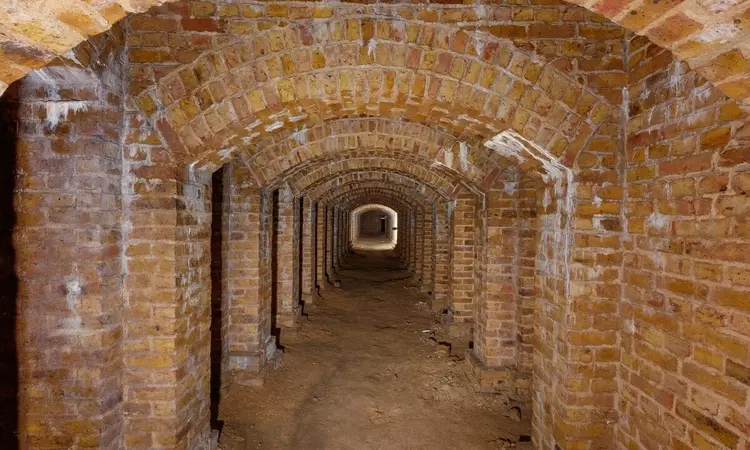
[0, 0, 750, 105]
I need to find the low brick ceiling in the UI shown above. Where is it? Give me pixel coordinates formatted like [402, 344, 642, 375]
[0, 0, 749, 105]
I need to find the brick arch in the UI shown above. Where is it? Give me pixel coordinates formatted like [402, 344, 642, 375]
[2, 1, 749, 106]
[313, 179, 441, 206]
[135, 17, 615, 173]
[326, 189, 425, 217]
[341, 195, 414, 246]
[242, 117, 503, 188]
[335, 193, 417, 240]
[339, 195, 415, 229]
[338, 195, 414, 215]
[270, 148, 486, 196]
[287, 159, 463, 199]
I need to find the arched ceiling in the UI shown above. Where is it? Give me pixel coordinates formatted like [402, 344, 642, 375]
[134, 17, 614, 172]
[342, 195, 411, 213]
[350, 203, 399, 217]
[0, 0, 748, 106]
[265, 149, 484, 193]
[288, 162, 464, 199]
[321, 188, 428, 221]
[238, 117, 495, 187]
[312, 178, 443, 204]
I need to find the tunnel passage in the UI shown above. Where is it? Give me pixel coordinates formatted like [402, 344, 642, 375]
[1, 0, 750, 449]
[351, 204, 399, 251]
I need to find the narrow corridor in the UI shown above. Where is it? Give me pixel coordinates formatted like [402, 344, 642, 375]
[217, 248, 531, 450]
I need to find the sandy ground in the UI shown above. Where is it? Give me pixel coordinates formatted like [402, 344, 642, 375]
[217, 243, 531, 450]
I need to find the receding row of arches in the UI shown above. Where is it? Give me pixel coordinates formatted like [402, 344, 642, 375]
[2, 1, 749, 449]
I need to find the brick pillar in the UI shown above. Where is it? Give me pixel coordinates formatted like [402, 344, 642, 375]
[341, 210, 349, 264]
[11, 62, 126, 449]
[473, 192, 487, 341]
[477, 179, 519, 368]
[274, 185, 296, 328]
[421, 205, 436, 295]
[532, 175, 580, 450]
[342, 210, 349, 260]
[433, 201, 451, 311]
[414, 208, 424, 282]
[406, 208, 417, 272]
[452, 190, 477, 321]
[325, 205, 334, 284]
[341, 210, 349, 260]
[222, 164, 276, 379]
[175, 169, 213, 449]
[300, 197, 313, 305]
[292, 196, 301, 316]
[516, 177, 538, 375]
[315, 202, 325, 293]
[332, 207, 340, 271]
[401, 209, 410, 265]
[124, 140, 214, 449]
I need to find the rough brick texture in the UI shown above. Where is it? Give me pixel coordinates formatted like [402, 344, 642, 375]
[7, 27, 128, 449]
[1, 0, 750, 107]
[1, 1, 750, 450]
[618, 36, 750, 450]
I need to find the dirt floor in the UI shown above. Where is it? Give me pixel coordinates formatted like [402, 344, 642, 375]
[217, 240, 531, 449]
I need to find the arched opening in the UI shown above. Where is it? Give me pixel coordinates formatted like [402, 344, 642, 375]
[350, 203, 399, 251]
[1, 1, 749, 449]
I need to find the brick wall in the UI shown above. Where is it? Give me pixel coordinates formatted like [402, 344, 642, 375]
[273, 185, 296, 328]
[8, 27, 128, 448]
[359, 210, 384, 236]
[4, 1, 750, 449]
[618, 36, 750, 450]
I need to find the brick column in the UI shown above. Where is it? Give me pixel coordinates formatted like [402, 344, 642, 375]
[406, 208, 417, 272]
[341, 210, 348, 261]
[222, 164, 276, 379]
[300, 197, 313, 305]
[414, 208, 424, 282]
[292, 196, 301, 315]
[433, 201, 452, 311]
[400, 208, 409, 265]
[315, 202, 325, 293]
[452, 189, 477, 321]
[516, 177, 538, 375]
[476, 180, 519, 368]
[11, 62, 127, 449]
[332, 207, 340, 271]
[341, 210, 349, 260]
[325, 205, 334, 284]
[175, 169, 214, 448]
[274, 185, 296, 328]
[421, 205, 436, 295]
[124, 140, 215, 448]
